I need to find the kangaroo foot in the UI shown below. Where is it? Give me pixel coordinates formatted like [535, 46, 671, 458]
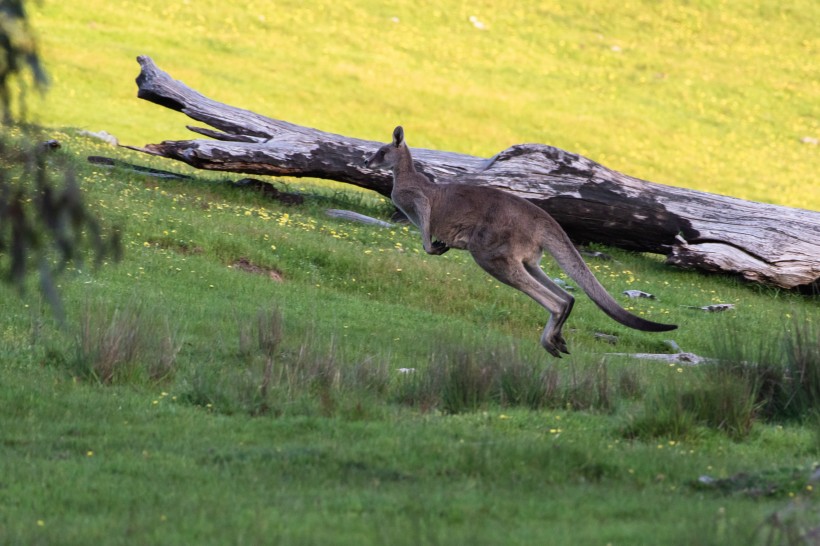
[541, 339, 563, 357]
[543, 344, 562, 358]
[556, 335, 570, 355]
[541, 333, 570, 357]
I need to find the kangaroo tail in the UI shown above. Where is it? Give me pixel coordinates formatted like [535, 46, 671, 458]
[543, 220, 677, 333]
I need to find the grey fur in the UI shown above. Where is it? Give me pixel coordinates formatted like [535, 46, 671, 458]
[366, 126, 676, 356]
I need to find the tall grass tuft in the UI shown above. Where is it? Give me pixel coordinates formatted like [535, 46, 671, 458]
[396, 342, 617, 414]
[64, 301, 181, 384]
[622, 383, 699, 440]
[498, 357, 558, 409]
[435, 345, 496, 414]
[780, 318, 820, 421]
[565, 360, 613, 412]
[253, 307, 284, 415]
[183, 307, 390, 418]
[710, 317, 820, 423]
[394, 342, 522, 413]
[626, 317, 820, 440]
[624, 366, 759, 441]
[757, 500, 820, 546]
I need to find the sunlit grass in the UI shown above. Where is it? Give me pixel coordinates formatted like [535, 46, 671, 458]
[27, 0, 819, 209]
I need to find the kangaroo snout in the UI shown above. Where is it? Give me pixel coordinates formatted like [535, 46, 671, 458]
[364, 138, 397, 170]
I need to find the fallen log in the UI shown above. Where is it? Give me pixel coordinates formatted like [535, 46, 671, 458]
[125, 55, 820, 291]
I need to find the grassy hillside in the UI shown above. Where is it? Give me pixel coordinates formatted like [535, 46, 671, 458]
[2, 1, 819, 544]
[28, 0, 819, 208]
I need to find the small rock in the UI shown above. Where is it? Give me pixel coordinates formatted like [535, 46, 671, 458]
[623, 289, 655, 299]
[79, 129, 119, 146]
[580, 249, 613, 260]
[664, 340, 683, 353]
[684, 303, 735, 312]
[468, 15, 486, 30]
[594, 332, 619, 345]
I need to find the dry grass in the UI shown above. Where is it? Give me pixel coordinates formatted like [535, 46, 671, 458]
[68, 301, 180, 384]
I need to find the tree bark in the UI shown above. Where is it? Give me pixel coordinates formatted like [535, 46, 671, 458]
[126, 55, 820, 291]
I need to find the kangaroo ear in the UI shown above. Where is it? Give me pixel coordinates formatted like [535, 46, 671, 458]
[392, 126, 404, 147]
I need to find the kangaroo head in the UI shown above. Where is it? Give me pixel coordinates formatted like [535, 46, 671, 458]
[365, 126, 405, 170]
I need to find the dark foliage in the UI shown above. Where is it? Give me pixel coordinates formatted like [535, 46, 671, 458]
[0, 0, 48, 121]
[0, 1, 122, 319]
[0, 136, 123, 319]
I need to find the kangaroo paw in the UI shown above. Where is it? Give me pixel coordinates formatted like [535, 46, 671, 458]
[428, 240, 450, 255]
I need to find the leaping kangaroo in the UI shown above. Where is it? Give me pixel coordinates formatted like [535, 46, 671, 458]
[365, 126, 677, 357]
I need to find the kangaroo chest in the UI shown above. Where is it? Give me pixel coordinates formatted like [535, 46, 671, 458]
[390, 187, 425, 228]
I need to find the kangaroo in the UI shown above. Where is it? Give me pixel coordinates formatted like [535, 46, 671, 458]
[365, 126, 677, 357]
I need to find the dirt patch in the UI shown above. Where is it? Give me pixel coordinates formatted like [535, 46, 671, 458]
[231, 257, 284, 282]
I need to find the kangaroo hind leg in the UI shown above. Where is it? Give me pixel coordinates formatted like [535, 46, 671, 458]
[523, 260, 575, 354]
[472, 252, 572, 357]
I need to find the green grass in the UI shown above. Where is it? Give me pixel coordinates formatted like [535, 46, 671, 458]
[2, 0, 820, 544]
[2, 129, 818, 546]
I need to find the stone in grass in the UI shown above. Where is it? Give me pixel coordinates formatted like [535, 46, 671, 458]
[594, 332, 619, 345]
[623, 289, 655, 299]
[683, 303, 735, 312]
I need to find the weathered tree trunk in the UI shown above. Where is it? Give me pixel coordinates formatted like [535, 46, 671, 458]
[126, 55, 820, 291]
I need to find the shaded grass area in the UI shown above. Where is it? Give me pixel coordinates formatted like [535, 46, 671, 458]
[621, 319, 820, 446]
[0, 361, 812, 545]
